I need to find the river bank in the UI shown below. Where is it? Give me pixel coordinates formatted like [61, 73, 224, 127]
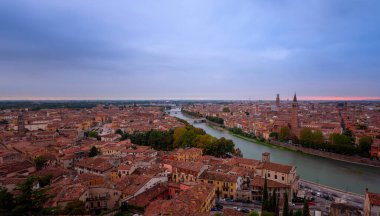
[170, 109, 380, 194]
[196, 115, 380, 168]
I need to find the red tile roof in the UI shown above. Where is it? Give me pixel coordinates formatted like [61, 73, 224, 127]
[367, 191, 380, 206]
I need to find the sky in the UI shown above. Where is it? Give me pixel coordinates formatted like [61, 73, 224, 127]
[0, 0, 380, 101]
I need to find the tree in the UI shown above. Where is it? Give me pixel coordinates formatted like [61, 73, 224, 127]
[34, 156, 47, 170]
[262, 175, 269, 211]
[262, 211, 275, 216]
[359, 136, 373, 157]
[89, 146, 99, 157]
[206, 116, 224, 125]
[0, 187, 14, 215]
[279, 126, 291, 141]
[12, 176, 51, 215]
[270, 189, 278, 213]
[269, 132, 279, 140]
[38, 174, 53, 187]
[302, 199, 310, 216]
[115, 129, 123, 135]
[249, 211, 260, 216]
[87, 130, 98, 138]
[173, 127, 187, 148]
[62, 200, 85, 215]
[283, 192, 289, 216]
[192, 134, 216, 150]
[222, 107, 230, 112]
[330, 133, 352, 146]
[299, 128, 324, 147]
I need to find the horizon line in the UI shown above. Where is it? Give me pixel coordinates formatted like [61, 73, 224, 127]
[0, 96, 380, 102]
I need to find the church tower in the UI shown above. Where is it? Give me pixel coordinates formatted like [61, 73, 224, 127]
[17, 114, 25, 136]
[291, 93, 299, 136]
[276, 94, 280, 107]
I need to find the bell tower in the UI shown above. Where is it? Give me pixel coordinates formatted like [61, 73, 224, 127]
[18, 114, 25, 136]
[291, 93, 299, 136]
[276, 94, 280, 107]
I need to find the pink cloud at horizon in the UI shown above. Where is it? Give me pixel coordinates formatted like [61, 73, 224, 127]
[298, 96, 380, 101]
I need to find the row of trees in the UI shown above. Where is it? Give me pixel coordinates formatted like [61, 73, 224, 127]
[273, 126, 374, 157]
[116, 125, 242, 157]
[181, 109, 203, 117]
[206, 116, 224, 125]
[262, 176, 310, 216]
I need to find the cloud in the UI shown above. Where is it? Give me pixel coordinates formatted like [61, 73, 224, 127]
[0, 0, 379, 100]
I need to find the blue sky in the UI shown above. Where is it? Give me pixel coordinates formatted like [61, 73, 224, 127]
[1, 0, 379, 100]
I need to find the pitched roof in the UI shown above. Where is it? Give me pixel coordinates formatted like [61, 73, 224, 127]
[257, 162, 293, 174]
[199, 171, 239, 183]
[367, 191, 380, 206]
[251, 176, 289, 188]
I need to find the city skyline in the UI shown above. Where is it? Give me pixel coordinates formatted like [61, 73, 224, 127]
[1, 0, 380, 100]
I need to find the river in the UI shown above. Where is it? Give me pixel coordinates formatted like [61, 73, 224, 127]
[169, 109, 380, 195]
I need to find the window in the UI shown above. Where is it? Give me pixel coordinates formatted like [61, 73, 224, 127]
[282, 176, 285, 181]
[268, 173, 270, 177]
[275, 175, 277, 179]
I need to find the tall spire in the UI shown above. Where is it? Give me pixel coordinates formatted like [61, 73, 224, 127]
[276, 94, 280, 107]
[292, 93, 298, 109]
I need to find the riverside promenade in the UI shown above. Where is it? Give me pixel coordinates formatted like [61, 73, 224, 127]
[270, 140, 380, 168]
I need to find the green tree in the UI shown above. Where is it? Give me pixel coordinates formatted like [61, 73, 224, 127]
[115, 129, 123, 135]
[34, 156, 47, 170]
[359, 136, 373, 157]
[38, 174, 53, 187]
[262, 175, 269, 211]
[279, 126, 291, 141]
[0, 187, 14, 215]
[303, 199, 310, 216]
[192, 134, 216, 150]
[62, 200, 85, 215]
[89, 146, 99, 157]
[12, 176, 51, 215]
[330, 133, 352, 146]
[206, 116, 224, 125]
[300, 128, 324, 147]
[270, 189, 277, 213]
[222, 107, 230, 112]
[173, 127, 187, 148]
[343, 129, 353, 138]
[262, 211, 276, 216]
[283, 192, 289, 216]
[87, 130, 98, 138]
[294, 210, 302, 216]
[269, 132, 279, 140]
[249, 211, 260, 216]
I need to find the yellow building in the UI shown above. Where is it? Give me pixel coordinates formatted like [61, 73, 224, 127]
[174, 147, 203, 162]
[172, 161, 207, 183]
[198, 171, 242, 200]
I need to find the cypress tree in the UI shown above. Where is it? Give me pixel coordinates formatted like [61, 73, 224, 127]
[262, 175, 269, 211]
[303, 198, 310, 216]
[283, 192, 289, 216]
[272, 189, 277, 214]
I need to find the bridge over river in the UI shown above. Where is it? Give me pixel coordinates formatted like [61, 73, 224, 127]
[168, 108, 380, 195]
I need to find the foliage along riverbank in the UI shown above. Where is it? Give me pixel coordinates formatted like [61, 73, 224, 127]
[115, 125, 242, 158]
[227, 127, 380, 168]
[180, 109, 380, 167]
